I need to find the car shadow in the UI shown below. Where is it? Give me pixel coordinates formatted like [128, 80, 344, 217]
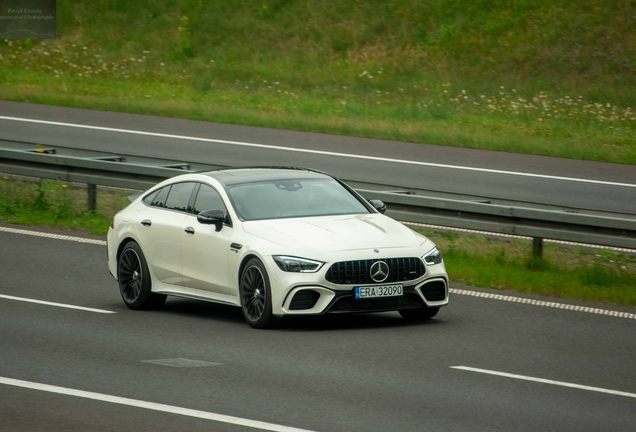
[277, 312, 444, 332]
[158, 298, 444, 331]
[159, 298, 246, 324]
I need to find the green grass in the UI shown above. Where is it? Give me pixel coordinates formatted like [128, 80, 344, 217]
[0, 176, 129, 235]
[1, 0, 635, 163]
[2, 175, 635, 308]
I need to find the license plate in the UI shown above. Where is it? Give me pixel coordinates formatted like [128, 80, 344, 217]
[354, 284, 403, 299]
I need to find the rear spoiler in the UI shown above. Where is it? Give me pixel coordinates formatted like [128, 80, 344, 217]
[127, 191, 144, 203]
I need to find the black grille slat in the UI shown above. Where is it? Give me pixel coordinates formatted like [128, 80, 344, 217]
[325, 257, 425, 285]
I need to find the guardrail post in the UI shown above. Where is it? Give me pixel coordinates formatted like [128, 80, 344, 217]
[532, 237, 543, 258]
[87, 184, 97, 212]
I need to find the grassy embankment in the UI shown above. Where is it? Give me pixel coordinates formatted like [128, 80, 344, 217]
[1, 2, 635, 307]
[0, 0, 635, 163]
[0, 176, 127, 234]
[1, 177, 635, 308]
[422, 230, 636, 307]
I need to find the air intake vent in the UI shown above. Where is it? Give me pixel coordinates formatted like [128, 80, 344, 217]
[289, 290, 321, 310]
[325, 258, 425, 285]
[330, 293, 422, 313]
[420, 281, 446, 301]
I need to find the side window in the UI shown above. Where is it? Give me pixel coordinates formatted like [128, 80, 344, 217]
[193, 184, 227, 215]
[143, 189, 159, 206]
[144, 186, 170, 208]
[164, 182, 196, 213]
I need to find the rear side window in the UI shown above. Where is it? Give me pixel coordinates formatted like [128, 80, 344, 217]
[165, 182, 196, 213]
[143, 190, 158, 206]
[143, 186, 170, 208]
[193, 184, 227, 215]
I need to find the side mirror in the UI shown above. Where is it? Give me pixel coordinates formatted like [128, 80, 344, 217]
[197, 209, 226, 231]
[369, 199, 386, 214]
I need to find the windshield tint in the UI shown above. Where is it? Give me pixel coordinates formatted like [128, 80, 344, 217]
[227, 178, 370, 221]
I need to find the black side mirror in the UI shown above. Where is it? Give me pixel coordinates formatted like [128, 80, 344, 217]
[197, 210, 226, 231]
[369, 199, 386, 214]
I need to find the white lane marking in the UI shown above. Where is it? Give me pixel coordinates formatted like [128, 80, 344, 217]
[0, 376, 316, 432]
[0, 226, 106, 245]
[450, 288, 636, 320]
[2, 115, 635, 189]
[0, 294, 116, 314]
[451, 366, 636, 399]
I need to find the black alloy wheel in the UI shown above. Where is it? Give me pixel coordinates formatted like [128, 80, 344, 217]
[240, 258, 275, 329]
[117, 242, 166, 310]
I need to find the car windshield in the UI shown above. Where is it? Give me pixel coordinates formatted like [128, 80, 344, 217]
[227, 177, 371, 221]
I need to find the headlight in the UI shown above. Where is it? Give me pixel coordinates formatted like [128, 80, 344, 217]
[423, 247, 443, 265]
[273, 256, 324, 273]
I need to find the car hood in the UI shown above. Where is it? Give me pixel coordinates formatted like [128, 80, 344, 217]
[241, 214, 426, 252]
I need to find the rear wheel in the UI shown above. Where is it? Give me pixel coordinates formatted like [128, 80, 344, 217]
[239, 258, 275, 329]
[399, 307, 439, 321]
[118, 242, 166, 310]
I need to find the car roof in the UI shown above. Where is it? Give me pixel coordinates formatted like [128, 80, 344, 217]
[201, 167, 332, 186]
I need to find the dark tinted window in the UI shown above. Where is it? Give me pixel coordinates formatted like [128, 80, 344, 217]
[148, 186, 171, 208]
[164, 182, 196, 212]
[193, 184, 227, 215]
[143, 189, 159, 206]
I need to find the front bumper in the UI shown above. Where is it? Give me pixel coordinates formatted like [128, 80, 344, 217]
[278, 276, 449, 316]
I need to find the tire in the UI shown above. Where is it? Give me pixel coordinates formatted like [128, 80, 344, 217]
[117, 242, 166, 310]
[239, 258, 275, 329]
[399, 306, 439, 321]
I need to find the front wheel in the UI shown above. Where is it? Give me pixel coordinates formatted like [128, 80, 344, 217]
[239, 258, 275, 329]
[399, 307, 439, 321]
[118, 242, 166, 310]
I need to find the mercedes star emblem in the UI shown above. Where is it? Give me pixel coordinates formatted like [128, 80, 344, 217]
[370, 261, 389, 283]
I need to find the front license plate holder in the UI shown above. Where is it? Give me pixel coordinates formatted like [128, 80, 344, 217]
[354, 284, 403, 299]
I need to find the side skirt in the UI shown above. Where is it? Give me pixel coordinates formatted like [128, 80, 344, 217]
[153, 286, 241, 308]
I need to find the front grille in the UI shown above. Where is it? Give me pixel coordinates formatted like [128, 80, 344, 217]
[329, 292, 422, 313]
[289, 290, 321, 310]
[420, 281, 446, 302]
[325, 257, 425, 285]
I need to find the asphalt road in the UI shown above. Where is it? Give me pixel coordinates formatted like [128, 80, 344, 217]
[1, 228, 635, 431]
[1, 101, 635, 214]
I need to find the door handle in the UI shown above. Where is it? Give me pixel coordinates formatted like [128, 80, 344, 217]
[184, 226, 195, 235]
[141, 219, 152, 227]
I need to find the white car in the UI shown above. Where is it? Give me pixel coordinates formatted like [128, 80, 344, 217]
[107, 167, 449, 328]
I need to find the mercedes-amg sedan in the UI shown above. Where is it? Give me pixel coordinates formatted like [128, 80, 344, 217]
[107, 167, 449, 328]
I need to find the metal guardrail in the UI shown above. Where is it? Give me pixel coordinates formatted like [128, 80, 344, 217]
[0, 141, 224, 209]
[359, 189, 636, 251]
[2, 140, 636, 254]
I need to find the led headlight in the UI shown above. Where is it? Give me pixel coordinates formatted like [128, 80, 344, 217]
[423, 247, 443, 266]
[273, 256, 324, 273]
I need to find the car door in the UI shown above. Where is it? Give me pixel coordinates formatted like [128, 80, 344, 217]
[135, 182, 196, 286]
[181, 183, 233, 295]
